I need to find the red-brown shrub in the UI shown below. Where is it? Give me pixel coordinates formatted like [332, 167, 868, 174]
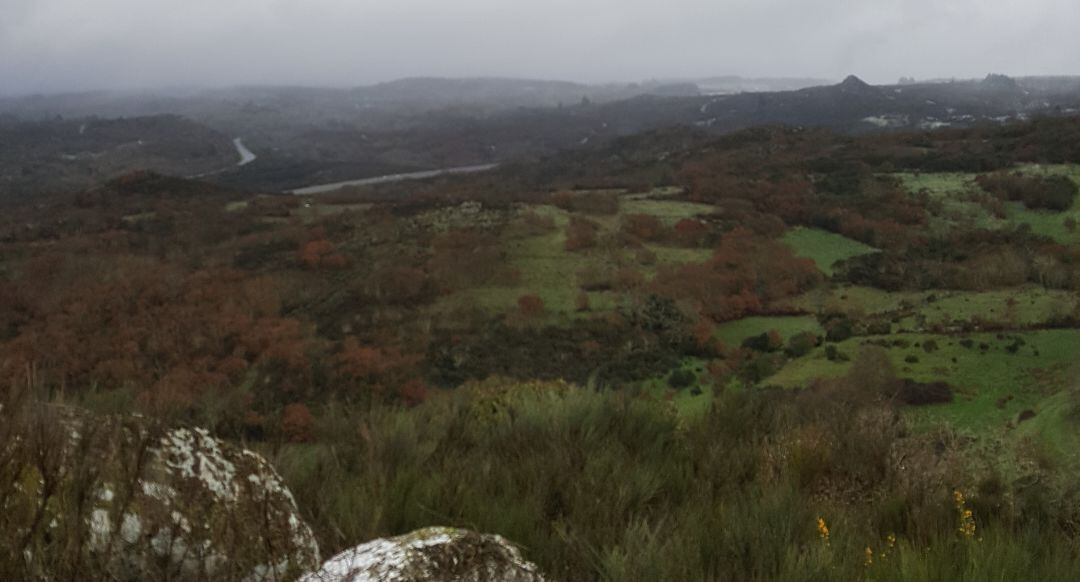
[517, 294, 546, 318]
[281, 403, 315, 443]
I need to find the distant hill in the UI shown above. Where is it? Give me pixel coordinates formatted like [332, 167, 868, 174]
[354, 77, 597, 108]
[0, 115, 234, 201]
[4, 74, 1080, 195]
[689, 75, 833, 94]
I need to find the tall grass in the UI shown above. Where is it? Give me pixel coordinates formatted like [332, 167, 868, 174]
[266, 379, 1080, 581]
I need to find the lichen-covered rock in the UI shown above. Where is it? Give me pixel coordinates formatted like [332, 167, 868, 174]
[300, 527, 545, 582]
[0, 405, 319, 581]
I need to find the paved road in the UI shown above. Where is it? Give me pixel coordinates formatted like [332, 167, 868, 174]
[289, 163, 498, 195]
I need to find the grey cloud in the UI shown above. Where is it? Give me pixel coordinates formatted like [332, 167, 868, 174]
[1, 0, 1078, 95]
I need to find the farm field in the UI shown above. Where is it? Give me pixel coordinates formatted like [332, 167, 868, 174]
[433, 197, 715, 319]
[896, 164, 1080, 244]
[781, 227, 877, 275]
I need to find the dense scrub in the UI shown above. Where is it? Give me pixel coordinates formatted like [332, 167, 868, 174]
[976, 172, 1078, 212]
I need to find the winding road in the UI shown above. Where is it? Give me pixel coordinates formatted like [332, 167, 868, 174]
[192, 137, 497, 193]
[288, 163, 499, 195]
[233, 138, 257, 166]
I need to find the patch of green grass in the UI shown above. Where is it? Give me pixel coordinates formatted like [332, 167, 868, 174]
[436, 202, 715, 320]
[121, 211, 157, 223]
[438, 215, 598, 317]
[895, 172, 977, 196]
[895, 166, 1080, 245]
[586, 198, 715, 232]
[1004, 201, 1080, 245]
[620, 199, 716, 225]
[895, 171, 994, 234]
[781, 227, 877, 276]
[898, 286, 1078, 330]
[766, 329, 1080, 436]
[636, 357, 712, 420]
[714, 316, 823, 347]
[643, 245, 713, 275]
[778, 286, 927, 317]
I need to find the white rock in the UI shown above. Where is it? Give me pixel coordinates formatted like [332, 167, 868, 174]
[302, 527, 545, 582]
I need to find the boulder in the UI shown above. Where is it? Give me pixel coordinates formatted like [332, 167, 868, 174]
[0, 404, 319, 580]
[301, 527, 545, 582]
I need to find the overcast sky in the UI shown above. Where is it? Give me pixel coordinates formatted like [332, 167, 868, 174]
[2, 0, 1079, 95]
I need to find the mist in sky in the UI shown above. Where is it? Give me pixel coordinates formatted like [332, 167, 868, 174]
[2, 0, 1079, 95]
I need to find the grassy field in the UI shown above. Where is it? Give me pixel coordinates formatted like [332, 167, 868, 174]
[714, 315, 823, 347]
[635, 357, 713, 420]
[765, 329, 1080, 436]
[620, 199, 716, 224]
[896, 165, 1080, 245]
[781, 227, 878, 276]
[777, 285, 930, 317]
[434, 199, 715, 319]
[1004, 201, 1080, 245]
[897, 286, 1078, 330]
[778, 285, 1077, 333]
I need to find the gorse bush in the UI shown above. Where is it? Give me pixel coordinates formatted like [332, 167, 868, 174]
[265, 377, 1080, 581]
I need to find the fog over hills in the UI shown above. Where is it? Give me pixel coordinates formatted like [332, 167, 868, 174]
[5, 0, 1080, 95]
[4, 73, 1080, 197]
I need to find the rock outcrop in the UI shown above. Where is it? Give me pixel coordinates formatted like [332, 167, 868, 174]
[300, 527, 545, 582]
[1, 405, 319, 580]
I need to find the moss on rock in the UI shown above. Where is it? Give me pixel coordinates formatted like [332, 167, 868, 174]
[0, 404, 319, 581]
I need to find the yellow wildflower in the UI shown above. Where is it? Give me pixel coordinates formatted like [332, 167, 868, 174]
[954, 490, 976, 538]
[816, 517, 830, 545]
[864, 546, 874, 567]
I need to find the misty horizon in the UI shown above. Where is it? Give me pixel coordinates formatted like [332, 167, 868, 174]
[10, 72, 1080, 100]
[3, 0, 1079, 96]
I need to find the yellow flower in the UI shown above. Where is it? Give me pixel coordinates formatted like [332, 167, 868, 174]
[886, 533, 897, 549]
[816, 517, 830, 545]
[954, 491, 976, 538]
[864, 546, 874, 567]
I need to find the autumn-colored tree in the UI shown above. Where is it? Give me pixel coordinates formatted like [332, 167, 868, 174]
[651, 227, 821, 322]
[397, 379, 429, 407]
[334, 336, 424, 403]
[621, 213, 664, 242]
[691, 319, 717, 352]
[517, 294, 545, 318]
[299, 239, 347, 270]
[565, 217, 599, 251]
[281, 403, 316, 443]
[673, 218, 708, 247]
[0, 257, 319, 422]
[550, 191, 576, 211]
[336, 337, 392, 381]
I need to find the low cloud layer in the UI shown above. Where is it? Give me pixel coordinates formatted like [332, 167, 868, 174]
[2, 0, 1079, 95]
